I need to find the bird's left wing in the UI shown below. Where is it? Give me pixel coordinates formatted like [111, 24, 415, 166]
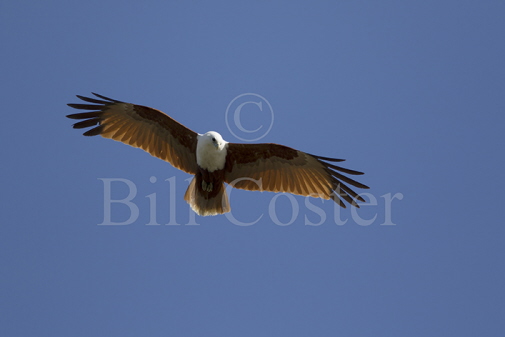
[67, 93, 199, 174]
[224, 143, 369, 208]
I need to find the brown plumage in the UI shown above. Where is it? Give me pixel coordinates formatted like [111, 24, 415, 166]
[67, 93, 369, 216]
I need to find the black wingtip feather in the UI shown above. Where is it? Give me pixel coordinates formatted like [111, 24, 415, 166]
[91, 92, 121, 103]
[67, 103, 102, 110]
[83, 125, 103, 136]
[331, 194, 347, 208]
[66, 111, 101, 120]
[311, 154, 346, 162]
[72, 118, 100, 129]
[329, 169, 370, 189]
[75, 95, 110, 105]
[326, 162, 365, 176]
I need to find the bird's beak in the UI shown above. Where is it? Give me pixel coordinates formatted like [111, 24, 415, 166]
[214, 142, 219, 149]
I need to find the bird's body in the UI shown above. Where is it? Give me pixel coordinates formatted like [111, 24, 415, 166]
[67, 93, 369, 216]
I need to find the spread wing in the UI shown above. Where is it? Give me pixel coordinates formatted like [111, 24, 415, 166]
[224, 143, 369, 208]
[67, 93, 198, 174]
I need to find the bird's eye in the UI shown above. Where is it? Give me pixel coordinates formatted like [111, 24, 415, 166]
[212, 137, 216, 142]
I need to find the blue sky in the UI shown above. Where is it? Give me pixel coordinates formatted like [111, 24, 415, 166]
[1, 1, 504, 336]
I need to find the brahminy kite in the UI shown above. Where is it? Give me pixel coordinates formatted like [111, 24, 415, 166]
[67, 93, 369, 216]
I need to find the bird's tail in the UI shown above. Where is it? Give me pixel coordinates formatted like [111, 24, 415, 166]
[184, 176, 230, 216]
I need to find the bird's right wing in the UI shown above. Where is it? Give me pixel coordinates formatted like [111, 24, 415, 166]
[67, 93, 199, 174]
[224, 143, 369, 208]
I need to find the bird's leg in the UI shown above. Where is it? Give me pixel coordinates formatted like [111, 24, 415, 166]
[201, 180, 213, 192]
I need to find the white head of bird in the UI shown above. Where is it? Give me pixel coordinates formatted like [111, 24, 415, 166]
[196, 131, 228, 172]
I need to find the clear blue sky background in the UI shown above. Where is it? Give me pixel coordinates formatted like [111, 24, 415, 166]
[1, 1, 504, 336]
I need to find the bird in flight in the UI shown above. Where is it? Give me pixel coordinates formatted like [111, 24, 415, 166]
[67, 93, 369, 216]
